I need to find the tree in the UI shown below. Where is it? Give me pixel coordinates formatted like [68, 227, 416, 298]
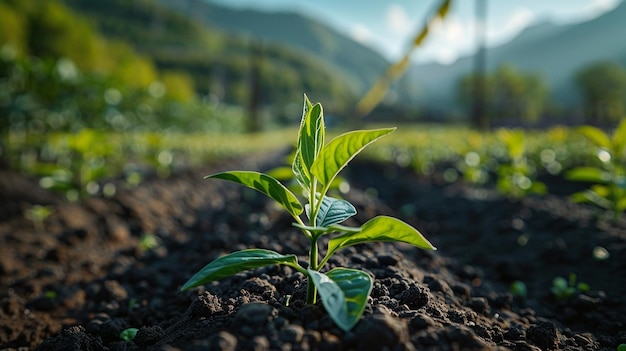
[576, 61, 626, 125]
[457, 64, 549, 126]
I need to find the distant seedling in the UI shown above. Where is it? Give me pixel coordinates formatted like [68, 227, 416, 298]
[181, 95, 436, 331]
[567, 119, 626, 220]
[551, 273, 590, 300]
[496, 129, 546, 198]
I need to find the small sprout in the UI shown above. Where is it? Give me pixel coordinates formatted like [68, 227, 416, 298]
[617, 344, 626, 351]
[139, 233, 159, 252]
[44, 291, 58, 299]
[181, 95, 436, 332]
[25, 205, 54, 233]
[120, 328, 138, 341]
[551, 273, 589, 300]
[510, 281, 527, 298]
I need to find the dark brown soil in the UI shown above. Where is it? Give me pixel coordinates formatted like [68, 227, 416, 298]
[1, 153, 625, 351]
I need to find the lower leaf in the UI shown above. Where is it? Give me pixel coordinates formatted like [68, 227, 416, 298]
[308, 268, 372, 331]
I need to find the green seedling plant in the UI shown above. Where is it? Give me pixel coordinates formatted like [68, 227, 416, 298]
[551, 273, 590, 300]
[181, 95, 436, 331]
[495, 129, 546, 198]
[25, 205, 54, 233]
[566, 119, 626, 220]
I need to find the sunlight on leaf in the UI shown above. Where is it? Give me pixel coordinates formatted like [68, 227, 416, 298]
[293, 95, 325, 190]
[206, 171, 303, 218]
[311, 128, 395, 195]
[327, 215, 436, 258]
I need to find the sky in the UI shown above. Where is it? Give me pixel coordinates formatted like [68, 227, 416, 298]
[207, 0, 623, 64]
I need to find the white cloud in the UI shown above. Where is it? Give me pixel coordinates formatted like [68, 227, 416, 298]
[350, 24, 372, 44]
[505, 8, 535, 36]
[591, 0, 619, 11]
[487, 7, 535, 44]
[386, 4, 412, 35]
[414, 15, 473, 64]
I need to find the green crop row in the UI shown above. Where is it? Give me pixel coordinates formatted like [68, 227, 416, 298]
[1, 122, 613, 204]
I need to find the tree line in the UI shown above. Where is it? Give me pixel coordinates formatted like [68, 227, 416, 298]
[457, 62, 626, 127]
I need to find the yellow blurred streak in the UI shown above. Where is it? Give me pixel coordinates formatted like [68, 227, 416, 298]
[356, 0, 451, 118]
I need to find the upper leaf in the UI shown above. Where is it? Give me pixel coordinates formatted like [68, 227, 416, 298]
[312, 196, 357, 228]
[307, 268, 372, 331]
[311, 128, 395, 194]
[181, 249, 302, 290]
[206, 171, 303, 218]
[327, 215, 436, 258]
[293, 95, 325, 190]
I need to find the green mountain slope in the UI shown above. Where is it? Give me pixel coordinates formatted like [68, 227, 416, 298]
[408, 1, 626, 113]
[155, 0, 390, 94]
[60, 0, 358, 118]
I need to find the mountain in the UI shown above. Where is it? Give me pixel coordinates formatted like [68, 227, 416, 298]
[155, 0, 390, 94]
[408, 1, 626, 113]
[55, 0, 361, 119]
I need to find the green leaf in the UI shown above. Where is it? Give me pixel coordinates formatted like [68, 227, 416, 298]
[577, 125, 611, 149]
[313, 196, 357, 228]
[181, 249, 302, 290]
[119, 328, 139, 341]
[327, 216, 436, 258]
[206, 171, 303, 218]
[311, 128, 395, 194]
[307, 268, 372, 331]
[293, 95, 325, 190]
[566, 167, 611, 183]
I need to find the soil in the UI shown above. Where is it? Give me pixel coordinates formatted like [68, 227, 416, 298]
[1, 151, 625, 351]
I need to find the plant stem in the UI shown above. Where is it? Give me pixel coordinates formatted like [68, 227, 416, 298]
[306, 235, 319, 304]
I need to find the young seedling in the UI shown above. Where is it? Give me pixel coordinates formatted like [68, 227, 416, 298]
[25, 204, 54, 233]
[566, 119, 626, 220]
[551, 273, 590, 300]
[181, 95, 436, 331]
[495, 129, 546, 198]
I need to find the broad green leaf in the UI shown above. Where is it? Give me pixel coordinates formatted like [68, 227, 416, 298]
[181, 249, 301, 290]
[565, 167, 610, 183]
[311, 128, 395, 194]
[327, 215, 436, 258]
[308, 268, 372, 331]
[206, 171, 303, 218]
[293, 95, 325, 190]
[577, 125, 611, 149]
[312, 196, 356, 228]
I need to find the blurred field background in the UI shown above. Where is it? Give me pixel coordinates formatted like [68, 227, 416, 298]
[1, 0, 625, 202]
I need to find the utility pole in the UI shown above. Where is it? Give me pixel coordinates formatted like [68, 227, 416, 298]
[247, 40, 262, 133]
[472, 0, 489, 130]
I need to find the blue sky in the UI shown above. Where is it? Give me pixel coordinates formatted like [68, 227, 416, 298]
[207, 0, 622, 64]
